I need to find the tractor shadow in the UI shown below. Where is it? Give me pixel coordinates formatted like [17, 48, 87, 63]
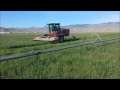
[64, 38, 80, 43]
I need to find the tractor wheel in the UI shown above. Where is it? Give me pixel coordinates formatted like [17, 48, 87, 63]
[58, 35, 64, 43]
[71, 36, 76, 41]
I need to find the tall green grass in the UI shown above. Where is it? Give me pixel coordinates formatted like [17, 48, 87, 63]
[0, 33, 120, 79]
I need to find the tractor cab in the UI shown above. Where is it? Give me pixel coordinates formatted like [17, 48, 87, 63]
[47, 23, 69, 36]
[47, 23, 60, 34]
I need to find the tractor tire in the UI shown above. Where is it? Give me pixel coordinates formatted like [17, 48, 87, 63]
[71, 36, 76, 41]
[58, 35, 64, 43]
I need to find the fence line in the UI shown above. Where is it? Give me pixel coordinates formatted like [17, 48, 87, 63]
[0, 37, 120, 62]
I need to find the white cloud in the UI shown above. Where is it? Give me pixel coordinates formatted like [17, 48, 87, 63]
[97, 14, 120, 23]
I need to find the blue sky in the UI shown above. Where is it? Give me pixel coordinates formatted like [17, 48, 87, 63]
[0, 11, 120, 28]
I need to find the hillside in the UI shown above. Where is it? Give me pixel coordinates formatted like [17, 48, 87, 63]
[0, 22, 119, 33]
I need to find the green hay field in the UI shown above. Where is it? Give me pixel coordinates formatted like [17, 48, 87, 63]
[0, 32, 120, 79]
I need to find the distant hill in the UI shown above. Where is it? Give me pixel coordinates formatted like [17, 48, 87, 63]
[62, 22, 120, 33]
[0, 22, 119, 33]
[0, 27, 11, 32]
[0, 27, 48, 33]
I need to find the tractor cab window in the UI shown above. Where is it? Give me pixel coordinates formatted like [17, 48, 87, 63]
[49, 24, 54, 31]
[48, 24, 60, 31]
[55, 24, 60, 31]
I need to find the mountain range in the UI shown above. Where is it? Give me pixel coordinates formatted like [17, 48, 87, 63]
[0, 22, 119, 33]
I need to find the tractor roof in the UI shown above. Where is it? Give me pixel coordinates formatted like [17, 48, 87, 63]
[47, 23, 60, 25]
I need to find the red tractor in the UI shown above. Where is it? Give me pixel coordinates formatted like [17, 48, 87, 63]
[33, 23, 71, 43]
